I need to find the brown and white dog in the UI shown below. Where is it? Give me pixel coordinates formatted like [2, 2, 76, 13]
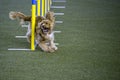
[9, 11, 57, 52]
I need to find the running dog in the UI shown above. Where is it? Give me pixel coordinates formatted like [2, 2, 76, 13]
[9, 11, 57, 52]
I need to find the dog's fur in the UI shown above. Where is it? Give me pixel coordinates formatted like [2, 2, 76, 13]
[9, 11, 57, 52]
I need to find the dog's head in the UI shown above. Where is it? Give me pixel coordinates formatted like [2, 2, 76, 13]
[36, 20, 53, 35]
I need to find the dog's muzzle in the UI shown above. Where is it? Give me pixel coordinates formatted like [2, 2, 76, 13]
[41, 25, 49, 34]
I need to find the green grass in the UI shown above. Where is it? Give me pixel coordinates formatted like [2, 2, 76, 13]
[0, 0, 120, 80]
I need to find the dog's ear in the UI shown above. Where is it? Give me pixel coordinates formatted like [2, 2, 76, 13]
[45, 11, 55, 21]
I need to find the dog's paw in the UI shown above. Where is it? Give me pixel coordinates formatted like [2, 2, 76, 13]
[51, 46, 58, 51]
[48, 47, 55, 53]
[49, 49, 55, 53]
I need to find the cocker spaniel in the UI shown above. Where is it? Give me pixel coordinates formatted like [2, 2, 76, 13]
[9, 11, 57, 52]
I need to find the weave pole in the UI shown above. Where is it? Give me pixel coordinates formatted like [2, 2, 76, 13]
[45, 0, 47, 14]
[31, 0, 51, 50]
[31, 0, 36, 50]
[37, 0, 40, 16]
[41, 0, 45, 16]
[48, 0, 50, 11]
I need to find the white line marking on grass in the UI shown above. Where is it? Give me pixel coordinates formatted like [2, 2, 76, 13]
[55, 21, 63, 23]
[15, 36, 27, 38]
[8, 48, 31, 51]
[53, 0, 66, 3]
[55, 43, 59, 45]
[54, 13, 64, 16]
[8, 43, 59, 51]
[51, 6, 65, 9]
[22, 25, 28, 28]
[53, 31, 61, 33]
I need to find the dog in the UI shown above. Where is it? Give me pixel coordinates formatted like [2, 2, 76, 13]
[9, 11, 58, 52]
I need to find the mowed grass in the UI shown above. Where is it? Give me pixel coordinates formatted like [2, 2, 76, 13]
[0, 0, 120, 80]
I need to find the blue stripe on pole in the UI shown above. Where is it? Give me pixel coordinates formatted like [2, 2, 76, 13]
[32, 0, 36, 4]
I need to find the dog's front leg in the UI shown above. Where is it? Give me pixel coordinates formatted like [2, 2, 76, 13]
[38, 41, 54, 53]
[49, 40, 58, 51]
[49, 33, 58, 51]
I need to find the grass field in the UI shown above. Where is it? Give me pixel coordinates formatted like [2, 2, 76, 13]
[0, 0, 120, 80]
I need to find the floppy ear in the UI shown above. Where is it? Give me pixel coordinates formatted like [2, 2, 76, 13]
[45, 11, 55, 22]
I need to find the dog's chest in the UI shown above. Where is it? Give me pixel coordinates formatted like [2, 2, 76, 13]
[37, 32, 53, 41]
[44, 34, 51, 40]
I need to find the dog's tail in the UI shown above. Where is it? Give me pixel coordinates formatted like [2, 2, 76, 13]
[9, 11, 31, 24]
